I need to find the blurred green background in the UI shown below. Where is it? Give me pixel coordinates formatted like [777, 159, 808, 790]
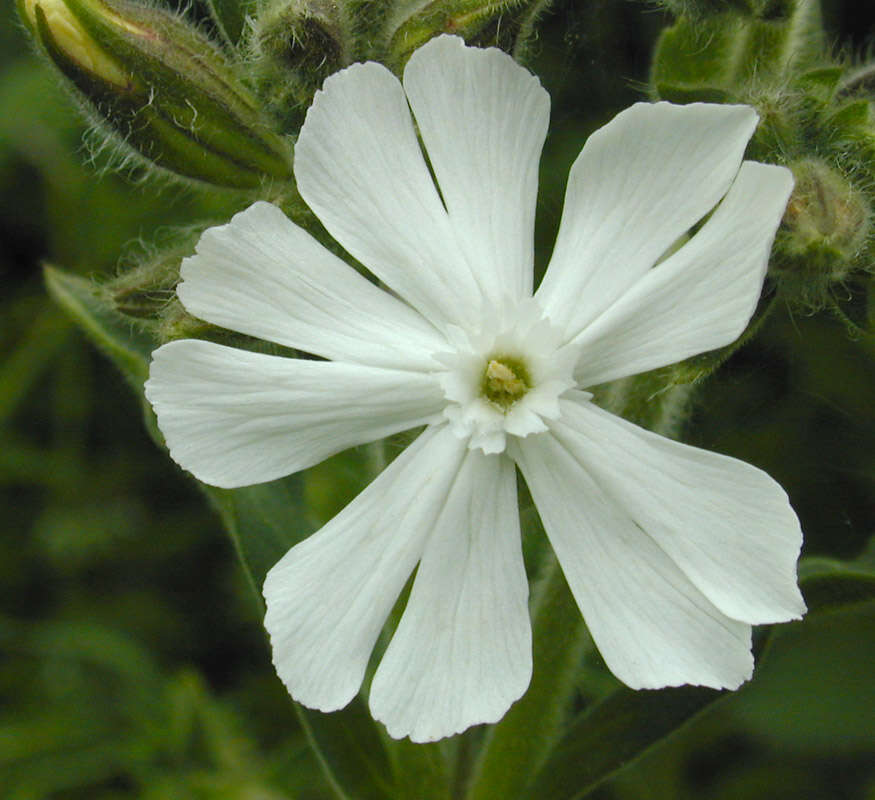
[2, 1, 874, 798]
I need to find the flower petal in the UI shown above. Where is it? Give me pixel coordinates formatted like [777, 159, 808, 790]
[145, 339, 444, 488]
[403, 35, 550, 305]
[294, 59, 482, 328]
[536, 102, 759, 339]
[177, 202, 447, 371]
[263, 425, 468, 712]
[546, 397, 806, 624]
[369, 451, 530, 742]
[512, 411, 756, 690]
[572, 161, 794, 387]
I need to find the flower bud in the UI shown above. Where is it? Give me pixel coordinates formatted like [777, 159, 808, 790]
[774, 159, 870, 302]
[20, 0, 133, 85]
[250, 0, 349, 127]
[19, 0, 293, 188]
[385, 0, 550, 70]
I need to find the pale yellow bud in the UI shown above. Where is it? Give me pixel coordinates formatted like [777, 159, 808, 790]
[22, 0, 137, 86]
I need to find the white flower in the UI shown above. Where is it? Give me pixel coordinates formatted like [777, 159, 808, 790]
[144, 35, 806, 743]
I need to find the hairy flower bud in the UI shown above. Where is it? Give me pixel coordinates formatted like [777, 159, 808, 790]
[384, 0, 551, 69]
[19, 0, 293, 188]
[774, 159, 870, 302]
[250, 0, 349, 127]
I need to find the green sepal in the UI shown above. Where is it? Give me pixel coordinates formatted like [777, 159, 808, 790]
[71, 0, 292, 175]
[255, 0, 347, 77]
[517, 550, 875, 800]
[772, 158, 871, 307]
[651, 16, 740, 94]
[792, 65, 843, 99]
[824, 98, 871, 134]
[34, 9, 264, 188]
[204, 0, 255, 48]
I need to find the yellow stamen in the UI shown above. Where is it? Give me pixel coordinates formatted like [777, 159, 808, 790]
[482, 357, 530, 410]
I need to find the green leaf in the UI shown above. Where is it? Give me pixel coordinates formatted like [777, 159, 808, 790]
[519, 551, 875, 800]
[522, 685, 721, 800]
[384, 737, 452, 800]
[43, 264, 156, 389]
[0, 304, 71, 424]
[204, 478, 311, 597]
[294, 699, 396, 800]
[795, 553, 875, 614]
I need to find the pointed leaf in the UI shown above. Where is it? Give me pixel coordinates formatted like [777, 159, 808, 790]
[204, 477, 311, 596]
[43, 264, 156, 388]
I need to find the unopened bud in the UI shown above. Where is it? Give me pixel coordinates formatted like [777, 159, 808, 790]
[19, 0, 293, 188]
[774, 159, 870, 301]
[385, 0, 550, 70]
[21, 0, 133, 85]
[251, 0, 348, 127]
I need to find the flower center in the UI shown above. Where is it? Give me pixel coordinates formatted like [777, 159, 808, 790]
[481, 357, 530, 410]
[434, 300, 580, 455]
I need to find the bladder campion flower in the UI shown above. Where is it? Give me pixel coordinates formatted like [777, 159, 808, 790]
[145, 35, 806, 743]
